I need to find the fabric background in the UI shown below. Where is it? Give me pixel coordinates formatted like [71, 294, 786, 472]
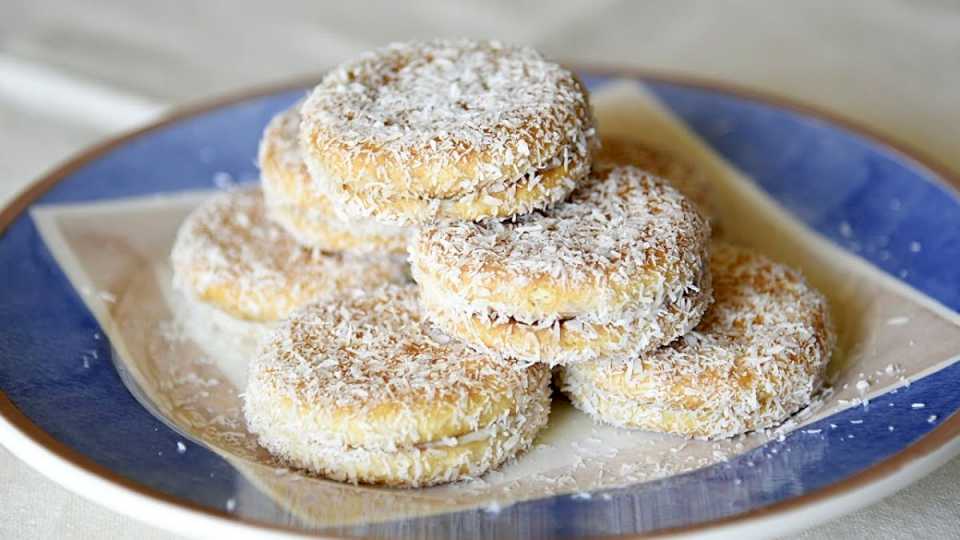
[1, 1, 958, 538]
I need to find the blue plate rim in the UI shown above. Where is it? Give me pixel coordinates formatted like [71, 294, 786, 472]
[1, 66, 959, 539]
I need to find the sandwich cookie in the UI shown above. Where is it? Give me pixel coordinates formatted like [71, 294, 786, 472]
[559, 243, 834, 439]
[170, 187, 408, 323]
[259, 105, 409, 254]
[410, 165, 712, 366]
[300, 39, 597, 225]
[244, 284, 551, 487]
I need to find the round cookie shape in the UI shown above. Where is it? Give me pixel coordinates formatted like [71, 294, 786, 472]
[559, 243, 835, 439]
[170, 187, 408, 322]
[300, 39, 597, 224]
[244, 285, 551, 486]
[595, 135, 715, 221]
[410, 165, 712, 365]
[258, 105, 409, 254]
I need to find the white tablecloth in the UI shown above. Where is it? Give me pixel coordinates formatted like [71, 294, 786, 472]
[1, 1, 958, 538]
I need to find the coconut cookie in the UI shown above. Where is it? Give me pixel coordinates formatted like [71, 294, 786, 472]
[410, 165, 712, 366]
[259, 105, 409, 254]
[595, 135, 716, 223]
[244, 284, 551, 487]
[170, 187, 408, 323]
[559, 244, 834, 439]
[300, 39, 597, 225]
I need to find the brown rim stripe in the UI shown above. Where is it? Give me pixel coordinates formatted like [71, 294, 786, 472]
[0, 67, 958, 539]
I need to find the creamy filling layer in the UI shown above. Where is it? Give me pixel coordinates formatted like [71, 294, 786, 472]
[307, 144, 588, 212]
[343, 161, 576, 207]
[301, 394, 547, 456]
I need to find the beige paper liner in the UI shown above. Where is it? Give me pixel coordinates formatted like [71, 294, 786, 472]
[29, 82, 960, 528]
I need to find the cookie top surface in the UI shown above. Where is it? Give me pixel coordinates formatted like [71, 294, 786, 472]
[300, 39, 595, 197]
[246, 284, 549, 449]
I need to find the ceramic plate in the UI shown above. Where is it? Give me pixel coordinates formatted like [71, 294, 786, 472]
[2, 69, 960, 540]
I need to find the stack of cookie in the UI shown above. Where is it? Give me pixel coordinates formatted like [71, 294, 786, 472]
[169, 114, 411, 367]
[171, 39, 834, 488]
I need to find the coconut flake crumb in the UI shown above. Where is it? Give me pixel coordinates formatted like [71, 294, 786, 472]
[838, 397, 863, 408]
[213, 172, 236, 190]
[886, 316, 910, 326]
[839, 221, 853, 238]
[911, 403, 926, 409]
[484, 501, 503, 513]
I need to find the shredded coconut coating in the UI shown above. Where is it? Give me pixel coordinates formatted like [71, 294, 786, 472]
[300, 39, 597, 224]
[244, 284, 551, 461]
[170, 187, 409, 322]
[595, 135, 716, 224]
[559, 243, 835, 439]
[259, 105, 410, 253]
[306, 149, 590, 225]
[410, 165, 712, 364]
